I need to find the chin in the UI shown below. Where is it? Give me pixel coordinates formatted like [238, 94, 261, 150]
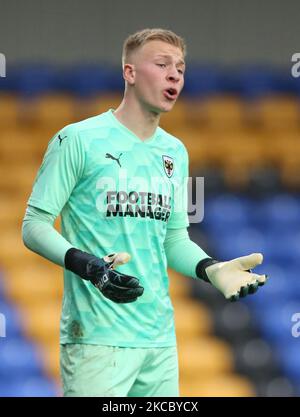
[147, 99, 176, 115]
[160, 102, 176, 113]
[156, 101, 176, 113]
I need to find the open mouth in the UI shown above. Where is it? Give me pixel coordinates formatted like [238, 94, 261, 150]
[163, 88, 178, 100]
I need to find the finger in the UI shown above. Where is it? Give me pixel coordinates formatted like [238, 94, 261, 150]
[106, 252, 131, 269]
[257, 274, 268, 286]
[230, 293, 240, 302]
[239, 286, 249, 298]
[248, 282, 259, 294]
[103, 253, 116, 265]
[111, 297, 138, 304]
[104, 286, 144, 300]
[232, 253, 263, 271]
[110, 271, 141, 288]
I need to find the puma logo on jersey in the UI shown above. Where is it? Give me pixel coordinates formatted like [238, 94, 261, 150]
[58, 134, 67, 146]
[105, 153, 123, 167]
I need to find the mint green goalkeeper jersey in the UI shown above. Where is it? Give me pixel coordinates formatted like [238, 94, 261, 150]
[28, 109, 189, 347]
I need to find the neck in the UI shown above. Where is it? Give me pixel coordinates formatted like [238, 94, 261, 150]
[114, 94, 160, 141]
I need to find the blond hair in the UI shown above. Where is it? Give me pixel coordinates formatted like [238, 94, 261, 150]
[122, 28, 186, 67]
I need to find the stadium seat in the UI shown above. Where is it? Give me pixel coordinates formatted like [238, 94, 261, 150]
[235, 66, 280, 100]
[0, 300, 23, 338]
[14, 64, 59, 98]
[0, 338, 44, 379]
[64, 64, 111, 97]
[0, 376, 59, 397]
[5, 263, 62, 305]
[255, 301, 300, 345]
[202, 194, 250, 236]
[183, 65, 225, 98]
[178, 337, 233, 378]
[258, 95, 300, 131]
[180, 374, 255, 397]
[22, 300, 61, 345]
[279, 344, 300, 385]
[0, 94, 19, 127]
[174, 299, 213, 340]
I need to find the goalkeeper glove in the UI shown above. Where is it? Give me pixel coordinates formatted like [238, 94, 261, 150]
[196, 253, 268, 302]
[65, 248, 144, 304]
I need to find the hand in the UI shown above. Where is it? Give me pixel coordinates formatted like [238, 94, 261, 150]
[86, 252, 144, 304]
[65, 248, 144, 304]
[205, 253, 268, 302]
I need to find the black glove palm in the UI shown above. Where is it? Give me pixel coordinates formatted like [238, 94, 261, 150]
[86, 257, 144, 303]
[65, 248, 144, 304]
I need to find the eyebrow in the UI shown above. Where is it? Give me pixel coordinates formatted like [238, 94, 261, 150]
[155, 54, 185, 66]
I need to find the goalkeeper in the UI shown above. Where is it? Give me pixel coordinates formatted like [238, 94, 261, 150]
[22, 28, 267, 397]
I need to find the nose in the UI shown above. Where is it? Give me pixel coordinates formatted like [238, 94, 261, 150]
[167, 66, 181, 83]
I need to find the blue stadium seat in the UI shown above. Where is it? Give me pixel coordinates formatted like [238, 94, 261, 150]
[212, 227, 267, 261]
[183, 65, 225, 98]
[253, 194, 300, 232]
[255, 301, 300, 345]
[14, 64, 58, 97]
[65, 64, 111, 97]
[0, 377, 58, 397]
[278, 343, 300, 385]
[244, 263, 297, 312]
[0, 338, 44, 379]
[234, 66, 280, 99]
[265, 231, 300, 264]
[202, 194, 250, 237]
[0, 300, 23, 338]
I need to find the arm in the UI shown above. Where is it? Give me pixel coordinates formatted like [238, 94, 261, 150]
[164, 227, 268, 301]
[22, 204, 143, 303]
[163, 227, 209, 278]
[22, 204, 72, 267]
[23, 125, 143, 304]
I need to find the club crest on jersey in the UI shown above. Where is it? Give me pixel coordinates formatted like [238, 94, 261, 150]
[162, 155, 174, 178]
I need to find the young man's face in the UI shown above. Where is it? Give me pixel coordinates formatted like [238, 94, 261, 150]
[126, 40, 185, 114]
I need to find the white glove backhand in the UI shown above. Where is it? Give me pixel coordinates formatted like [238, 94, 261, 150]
[205, 253, 268, 301]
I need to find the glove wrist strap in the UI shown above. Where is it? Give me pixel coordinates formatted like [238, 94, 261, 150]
[64, 248, 97, 280]
[196, 258, 219, 283]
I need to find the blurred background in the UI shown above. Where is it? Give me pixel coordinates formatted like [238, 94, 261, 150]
[0, 0, 300, 397]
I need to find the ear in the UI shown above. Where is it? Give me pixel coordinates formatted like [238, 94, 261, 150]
[123, 63, 135, 85]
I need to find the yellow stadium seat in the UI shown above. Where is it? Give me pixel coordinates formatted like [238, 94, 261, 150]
[0, 197, 25, 230]
[0, 94, 19, 127]
[5, 263, 63, 305]
[21, 300, 61, 345]
[169, 269, 190, 299]
[199, 95, 244, 131]
[174, 299, 213, 339]
[34, 93, 75, 128]
[75, 93, 122, 120]
[263, 132, 300, 166]
[0, 165, 39, 198]
[160, 100, 188, 132]
[0, 128, 45, 164]
[279, 154, 300, 190]
[180, 374, 255, 397]
[258, 95, 300, 131]
[42, 340, 61, 380]
[0, 230, 38, 267]
[178, 337, 233, 377]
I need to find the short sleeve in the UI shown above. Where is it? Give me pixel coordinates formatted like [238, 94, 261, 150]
[167, 144, 190, 229]
[28, 125, 85, 216]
